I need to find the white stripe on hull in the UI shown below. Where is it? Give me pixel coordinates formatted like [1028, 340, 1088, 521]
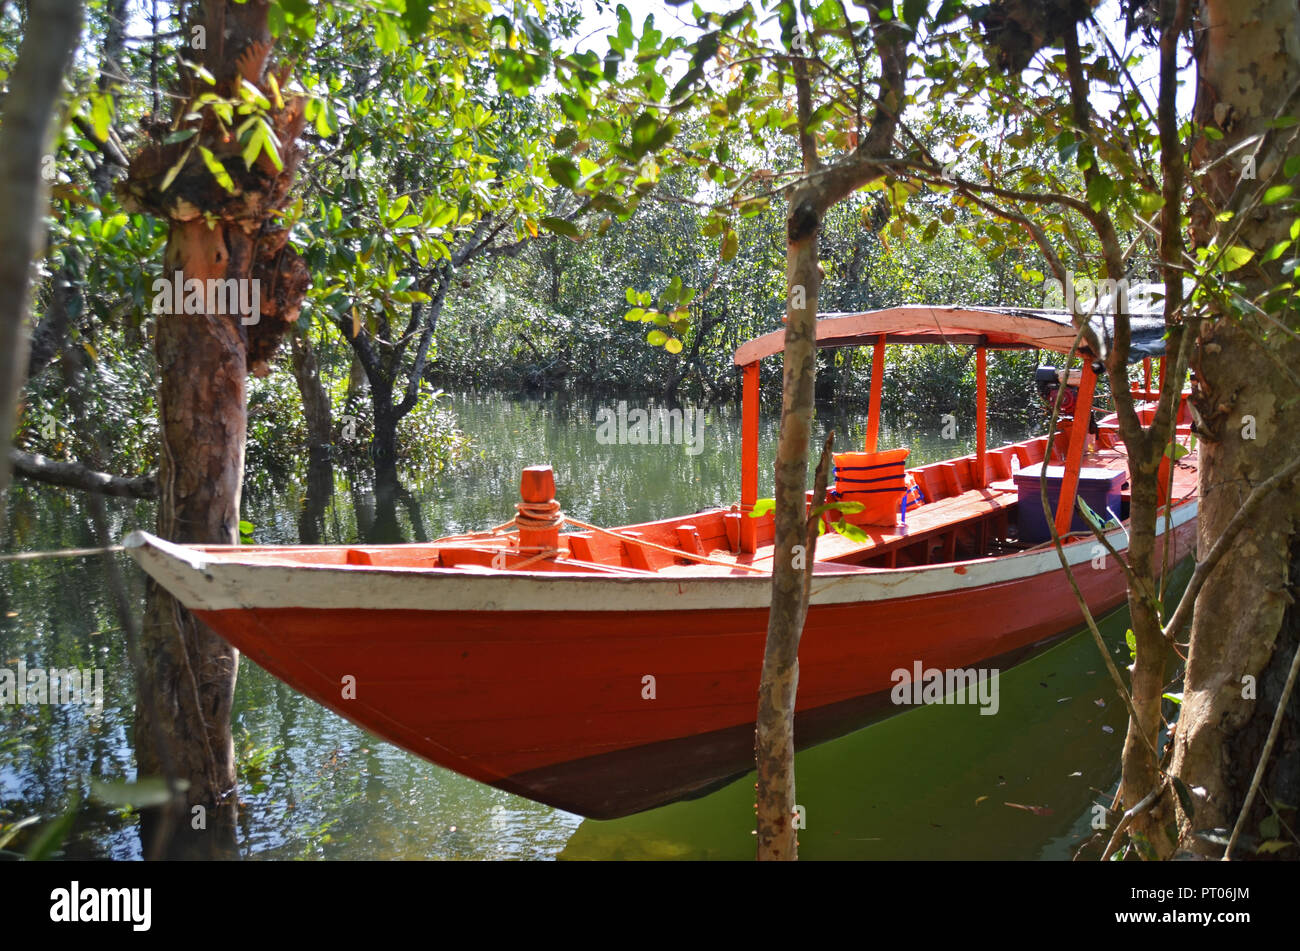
[123, 501, 1196, 614]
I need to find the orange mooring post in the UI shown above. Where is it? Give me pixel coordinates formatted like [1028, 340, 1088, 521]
[865, 335, 886, 452]
[975, 346, 987, 489]
[1054, 362, 1098, 538]
[518, 465, 560, 553]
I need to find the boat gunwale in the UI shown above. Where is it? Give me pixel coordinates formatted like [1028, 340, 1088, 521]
[122, 498, 1197, 613]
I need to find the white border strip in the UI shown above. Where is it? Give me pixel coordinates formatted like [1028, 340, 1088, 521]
[123, 501, 1196, 614]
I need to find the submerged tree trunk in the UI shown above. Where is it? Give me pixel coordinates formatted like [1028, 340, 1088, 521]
[121, 0, 309, 857]
[0, 0, 83, 521]
[137, 220, 248, 857]
[1169, 0, 1300, 856]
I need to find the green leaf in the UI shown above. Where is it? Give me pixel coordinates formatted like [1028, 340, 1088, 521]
[631, 112, 659, 156]
[1263, 240, 1291, 263]
[749, 498, 775, 518]
[1263, 184, 1294, 205]
[720, 228, 738, 261]
[1085, 174, 1114, 211]
[402, 0, 432, 36]
[238, 520, 255, 535]
[1136, 192, 1165, 215]
[660, 275, 683, 307]
[554, 127, 578, 150]
[540, 215, 582, 239]
[903, 0, 926, 28]
[664, 337, 683, 354]
[833, 521, 870, 543]
[375, 14, 401, 53]
[100, 214, 128, 241]
[24, 794, 81, 861]
[646, 329, 668, 346]
[197, 146, 237, 194]
[1171, 776, 1196, 819]
[89, 92, 113, 142]
[1221, 245, 1255, 272]
[546, 156, 580, 190]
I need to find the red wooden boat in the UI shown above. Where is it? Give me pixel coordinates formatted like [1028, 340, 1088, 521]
[126, 307, 1198, 819]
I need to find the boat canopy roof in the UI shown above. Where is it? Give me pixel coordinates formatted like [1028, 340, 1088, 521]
[731, 305, 1167, 366]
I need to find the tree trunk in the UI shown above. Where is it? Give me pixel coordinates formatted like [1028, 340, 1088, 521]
[751, 8, 907, 860]
[120, 0, 309, 857]
[137, 219, 247, 858]
[755, 194, 823, 861]
[1169, 0, 1300, 856]
[0, 0, 83, 522]
[290, 327, 333, 452]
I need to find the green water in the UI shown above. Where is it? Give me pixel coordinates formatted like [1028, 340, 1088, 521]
[1, 391, 1182, 860]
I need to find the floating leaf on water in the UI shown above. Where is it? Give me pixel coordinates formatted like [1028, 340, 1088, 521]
[0, 816, 39, 851]
[1102, 725, 1114, 733]
[91, 777, 187, 808]
[1004, 802, 1054, 816]
[974, 795, 988, 806]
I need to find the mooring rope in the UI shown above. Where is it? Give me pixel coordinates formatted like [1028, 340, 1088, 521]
[560, 515, 767, 574]
[514, 498, 564, 531]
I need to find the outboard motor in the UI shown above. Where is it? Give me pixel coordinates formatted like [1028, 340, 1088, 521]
[1036, 365, 1098, 438]
[1035, 365, 1080, 417]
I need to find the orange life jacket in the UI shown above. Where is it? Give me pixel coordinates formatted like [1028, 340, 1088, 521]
[830, 448, 911, 525]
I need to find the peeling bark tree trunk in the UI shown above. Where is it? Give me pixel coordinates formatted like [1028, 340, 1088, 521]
[0, 0, 83, 523]
[139, 220, 248, 856]
[1170, 0, 1300, 856]
[120, 0, 310, 858]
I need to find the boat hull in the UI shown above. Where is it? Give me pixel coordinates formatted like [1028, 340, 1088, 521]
[130, 503, 1196, 818]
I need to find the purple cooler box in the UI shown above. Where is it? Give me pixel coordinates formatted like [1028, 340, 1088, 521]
[1012, 465, 1127, 544]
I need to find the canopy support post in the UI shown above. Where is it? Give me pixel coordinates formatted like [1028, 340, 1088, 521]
[1054, 361, 1098, 538]
[865, 335, 886, 453]
[975, 346, 987, 489]
[740, 362, 760, 552]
